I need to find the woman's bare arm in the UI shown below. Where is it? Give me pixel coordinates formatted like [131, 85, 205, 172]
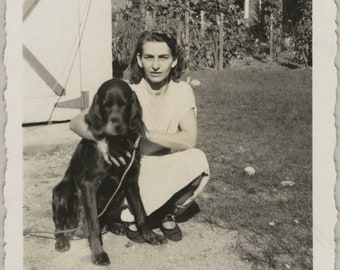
[69, 108, 196, 158]
[146, 108, 197, 151]
[69, 108, 94, 140]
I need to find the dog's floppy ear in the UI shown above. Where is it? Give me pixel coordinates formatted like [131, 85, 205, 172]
[85, 93, 106, 140]
[129, 91, 145, 137]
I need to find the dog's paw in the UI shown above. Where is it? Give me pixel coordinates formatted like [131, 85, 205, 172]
[108, 222, 126, 235]
[92, 251, 110, 266]
[143, 231, 167, 245]
[55, 237, 70, 252]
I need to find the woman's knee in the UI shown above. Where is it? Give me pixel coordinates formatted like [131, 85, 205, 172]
[184, 148, 205, 159]
[184, 148, 209, 168]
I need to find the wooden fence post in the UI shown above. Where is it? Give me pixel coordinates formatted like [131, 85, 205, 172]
[176, 16, 182, 45]
[200, 10, 205, 38]
[145, 10, 153, 30]
[218, 12, 224, 71]
[269, 12, 274, 61]
[244, 0, 249, 19]
[185, 0, 190, 63]
[152, 8, 157, 29]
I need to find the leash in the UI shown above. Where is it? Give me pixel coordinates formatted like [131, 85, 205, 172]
[23, 229, 109, 240]
[97, 136, 140, 218]
[24, 136, 141, 239]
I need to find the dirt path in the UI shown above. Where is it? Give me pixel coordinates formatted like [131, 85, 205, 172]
[23, 125, 251, 270]
[24, 221, 249, 270]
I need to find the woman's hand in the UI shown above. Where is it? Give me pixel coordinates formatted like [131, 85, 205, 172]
[70, 110, 131, 166]
[96, 139, 131, 167]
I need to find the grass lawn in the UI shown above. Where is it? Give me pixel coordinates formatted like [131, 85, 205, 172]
[188, 64, 312, 270]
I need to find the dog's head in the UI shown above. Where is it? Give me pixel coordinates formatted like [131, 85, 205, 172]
[85, 78, 145, 140]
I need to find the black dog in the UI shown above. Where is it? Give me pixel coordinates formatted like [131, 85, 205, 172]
[52, 78, 166, 266]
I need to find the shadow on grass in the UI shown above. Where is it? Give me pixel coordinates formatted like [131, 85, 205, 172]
[279, 62, 300, 69]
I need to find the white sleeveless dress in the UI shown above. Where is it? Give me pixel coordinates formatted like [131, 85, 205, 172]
[121, 79, 210, 222]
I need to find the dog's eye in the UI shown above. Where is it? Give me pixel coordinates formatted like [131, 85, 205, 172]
[117, 100, 127, 107]
[103, 98, 126, 108]
[103, 101, 113, 108]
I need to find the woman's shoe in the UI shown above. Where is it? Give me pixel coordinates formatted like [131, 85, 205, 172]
[160, 214, 182, 242]
[124, 222, 145, 243]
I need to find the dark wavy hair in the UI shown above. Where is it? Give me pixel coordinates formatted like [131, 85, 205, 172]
[128, 31, 184, 84]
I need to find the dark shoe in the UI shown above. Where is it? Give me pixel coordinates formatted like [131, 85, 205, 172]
[175, 201, 200, 223]
[124, 222, 145, 243]
[160, 214, 182, 242]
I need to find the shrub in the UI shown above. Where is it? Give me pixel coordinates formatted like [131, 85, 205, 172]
[190, 1, 249, 69]
[112, 0, 253, 70]
[248, 0, 283, 60]
[293, 0, 312, 67]
[112, 9, 146, 77]
[222, 3, 249, 63]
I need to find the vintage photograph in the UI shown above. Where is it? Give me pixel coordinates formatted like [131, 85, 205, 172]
[4, 0, 336, 269]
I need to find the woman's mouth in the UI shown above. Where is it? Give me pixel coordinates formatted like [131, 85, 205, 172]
[150, 72, 161, 76]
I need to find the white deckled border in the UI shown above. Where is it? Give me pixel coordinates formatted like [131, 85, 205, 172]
[0, 0, 339, 269]
[315, 0, 337, 269]
[4, 1, 23, 270]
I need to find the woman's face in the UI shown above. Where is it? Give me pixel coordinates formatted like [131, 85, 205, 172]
[137, 41, 177, 85]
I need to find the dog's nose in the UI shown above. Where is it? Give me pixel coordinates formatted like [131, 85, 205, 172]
[109, 117, 125, 135]
[116, 125, 124, 134]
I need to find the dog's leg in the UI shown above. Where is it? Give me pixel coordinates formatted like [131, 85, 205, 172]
[80, 180, 110, 266]
[125, 170, 167, 245]
[52, 175, 74, 252]
[101, 205, 126, 235]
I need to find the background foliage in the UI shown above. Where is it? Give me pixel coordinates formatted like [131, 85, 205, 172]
[111, 0, 312, 72]
[249, 0, 282, 58]
[292, 0, 312, 67]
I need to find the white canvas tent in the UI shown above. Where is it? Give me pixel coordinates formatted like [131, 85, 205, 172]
[23, 0, 112, 123]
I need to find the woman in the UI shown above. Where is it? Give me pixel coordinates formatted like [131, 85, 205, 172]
[70, 31, 210, 243]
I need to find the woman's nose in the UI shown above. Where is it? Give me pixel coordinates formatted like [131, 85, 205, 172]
[152, 58, 160, 70]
